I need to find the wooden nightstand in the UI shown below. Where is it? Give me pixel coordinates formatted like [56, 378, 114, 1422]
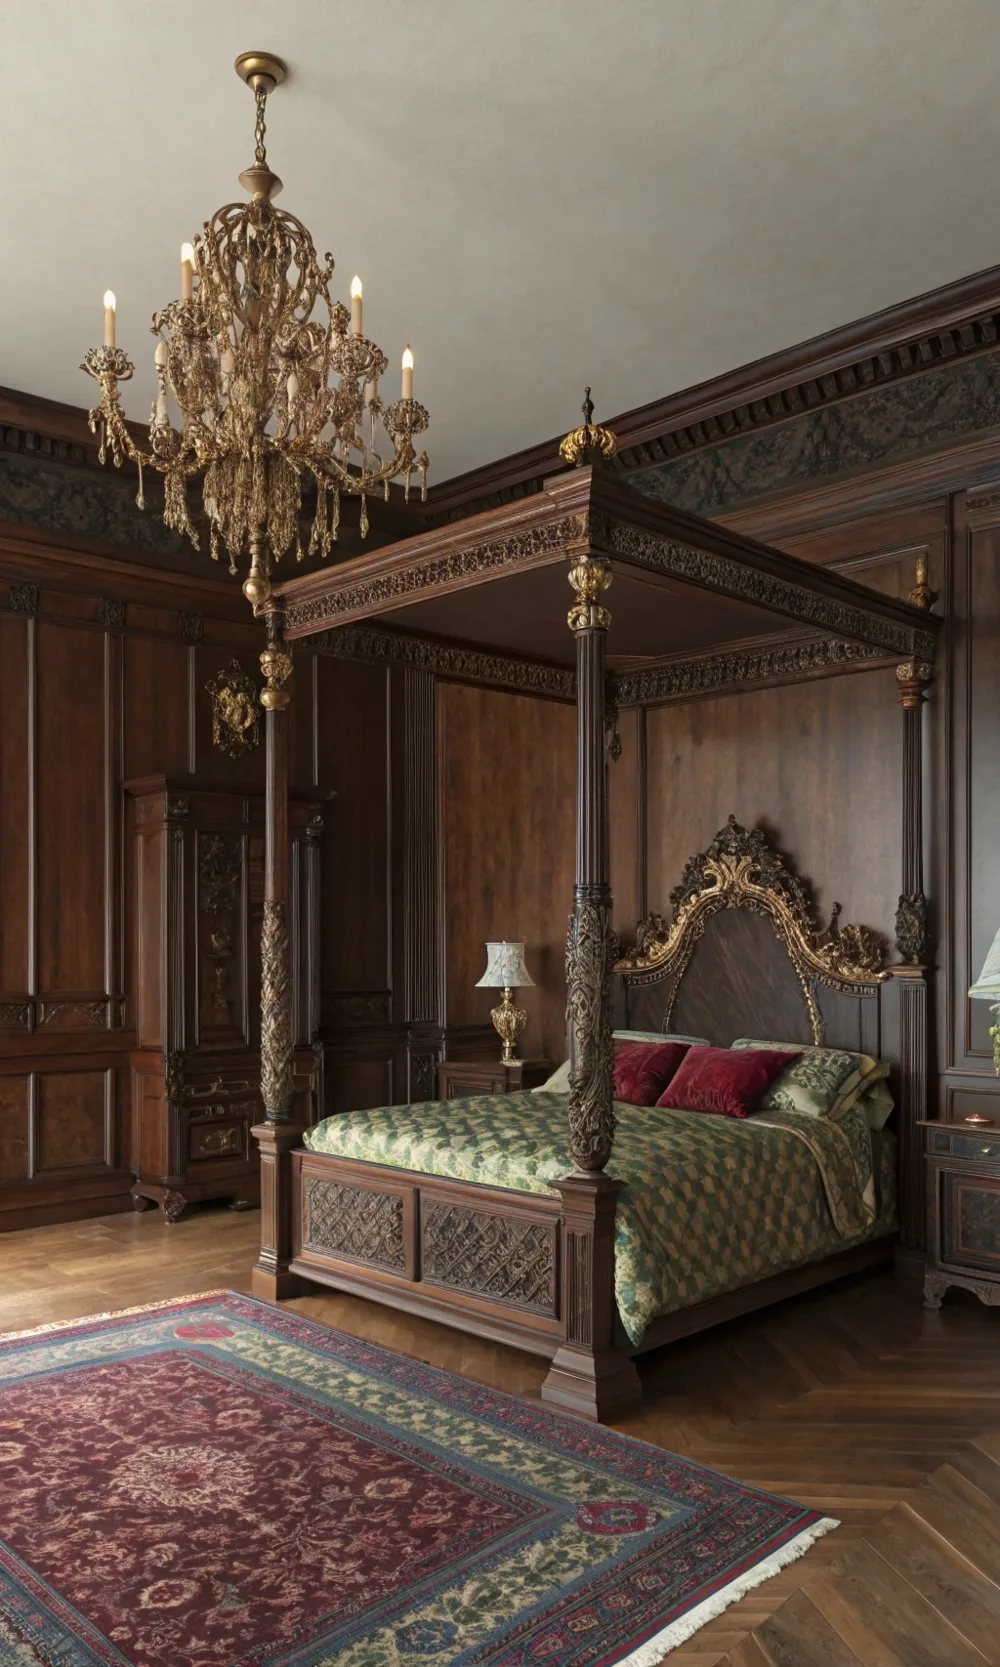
[436, 1058, 552, 1099]
[922, 1119, 1000, 1310]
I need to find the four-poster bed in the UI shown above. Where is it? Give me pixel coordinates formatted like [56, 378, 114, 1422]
[250, 423, 940, 1422]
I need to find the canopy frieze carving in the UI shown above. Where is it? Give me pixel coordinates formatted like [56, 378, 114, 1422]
[605, 521, 938, 660]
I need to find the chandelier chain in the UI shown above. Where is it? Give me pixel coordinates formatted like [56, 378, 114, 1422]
[254, 86, 268, 165]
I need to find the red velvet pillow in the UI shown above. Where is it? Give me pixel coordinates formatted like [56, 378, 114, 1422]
[658, 1045, 800, 1118]
[613, 1041, 691, 1106]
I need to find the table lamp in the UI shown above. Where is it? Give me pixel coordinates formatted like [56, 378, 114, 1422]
[476, 942, 535, 1064]
[968, 925, 1000, 1120]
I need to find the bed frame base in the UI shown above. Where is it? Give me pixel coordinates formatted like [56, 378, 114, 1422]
[280, 1147, 896, 1420]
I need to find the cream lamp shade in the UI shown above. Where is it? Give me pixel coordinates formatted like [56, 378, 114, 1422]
[476, 942, 535, 990]
[969, 925, 1000, 1000]
[476, 942, 534, 1064]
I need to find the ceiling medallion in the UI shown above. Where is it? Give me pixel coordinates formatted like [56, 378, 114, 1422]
[207, 659, 262, 759]
[81, 51, 430, 612]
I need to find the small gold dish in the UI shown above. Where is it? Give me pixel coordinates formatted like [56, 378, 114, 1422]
[964, 1113, 995, 1126]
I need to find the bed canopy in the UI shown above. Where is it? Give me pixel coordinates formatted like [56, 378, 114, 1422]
[248, 414, 940, 1417]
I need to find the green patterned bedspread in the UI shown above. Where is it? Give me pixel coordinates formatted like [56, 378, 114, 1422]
[304, 1094, 897, 1346]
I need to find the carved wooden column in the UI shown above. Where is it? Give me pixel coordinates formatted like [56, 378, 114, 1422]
[892, 553, 936, 1254]
[542, 407, 642, 1418]
[251, 605, 301, 1300]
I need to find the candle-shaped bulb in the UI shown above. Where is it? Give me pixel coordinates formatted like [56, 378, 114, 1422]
[350, 274, 363, 336]
[286, 369, 299, 403]
[401, 345, 414, 400]
[103, 290, 116, 348]
[181, 242, 195, 301]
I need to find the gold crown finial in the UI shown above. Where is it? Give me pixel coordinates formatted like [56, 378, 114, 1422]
[559, 386, 617, 468]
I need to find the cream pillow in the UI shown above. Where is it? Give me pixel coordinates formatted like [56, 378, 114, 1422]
[532, 1059, 571, 1093]
[732, 1038, 888, 1119]
[613, 1029, 710, 1046]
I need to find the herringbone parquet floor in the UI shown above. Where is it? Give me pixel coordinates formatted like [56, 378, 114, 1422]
[2, 1206, 999, 1664]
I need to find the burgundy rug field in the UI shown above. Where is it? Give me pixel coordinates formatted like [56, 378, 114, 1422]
[0, 1293, 834, 1665]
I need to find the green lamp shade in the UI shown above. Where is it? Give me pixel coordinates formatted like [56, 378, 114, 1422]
[969, 924, 1000, 999]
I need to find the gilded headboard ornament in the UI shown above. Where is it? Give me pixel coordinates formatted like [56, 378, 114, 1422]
[616, 816, 888, 1026]
[559, 386, 618, 468]
[206, 658, 261, 760]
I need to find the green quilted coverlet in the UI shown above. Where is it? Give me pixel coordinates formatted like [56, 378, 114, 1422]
[304, 1093, 896, 1345]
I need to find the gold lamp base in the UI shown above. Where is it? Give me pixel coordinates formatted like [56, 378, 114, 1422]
[490, 986, 528, 1065]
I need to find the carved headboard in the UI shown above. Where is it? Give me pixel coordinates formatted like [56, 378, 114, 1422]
[616, 817, 892, 1056]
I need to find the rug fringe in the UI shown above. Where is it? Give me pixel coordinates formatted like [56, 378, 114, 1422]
[0, 1291, 230, 1342]
[617, 1516, 839, 1665]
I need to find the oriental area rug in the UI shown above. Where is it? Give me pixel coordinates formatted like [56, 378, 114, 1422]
[0, 1293, 834, 1666]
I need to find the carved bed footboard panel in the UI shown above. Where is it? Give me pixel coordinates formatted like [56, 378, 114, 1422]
[291, 1151, 567, 1358]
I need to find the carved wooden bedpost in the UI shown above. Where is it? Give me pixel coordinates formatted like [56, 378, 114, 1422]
[542, 396, 642, 1420]
[251, 604, 301, 1300]
[893, 553, 936, 1255]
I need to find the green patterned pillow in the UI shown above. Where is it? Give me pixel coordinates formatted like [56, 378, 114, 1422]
[731, 1038, 888, 1119]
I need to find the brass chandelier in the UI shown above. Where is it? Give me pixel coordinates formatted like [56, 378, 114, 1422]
[82, 51, 430, 611]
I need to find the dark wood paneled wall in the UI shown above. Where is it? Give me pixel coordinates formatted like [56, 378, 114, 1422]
[440, 683, 577, 1065]
[0, 545, 497, 1229]
[643, 669, 903, 949]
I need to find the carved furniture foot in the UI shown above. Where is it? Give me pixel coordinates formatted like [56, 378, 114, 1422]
[924, 1268, 1000, 1310]
[161, 1190, 187, 1223]
[923, 1270, 946, 1309]
[130, 1182, 188, 1222]
[542, 1345, 642, 1422]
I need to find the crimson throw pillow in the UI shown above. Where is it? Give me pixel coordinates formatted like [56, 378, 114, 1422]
[659, 1045, 800, 1118]
[613, 1040, 691, 1106]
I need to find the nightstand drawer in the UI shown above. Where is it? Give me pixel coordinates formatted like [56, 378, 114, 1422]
[940, 1171, 1000, 1275]
[928, 1127, 1000, 1163]
[436, 1059, 552, 1099]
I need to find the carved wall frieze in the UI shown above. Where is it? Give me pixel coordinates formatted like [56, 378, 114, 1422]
[284, 513, 584, 635]
[198, 834, 242, 918]
[612, 636, 887, 709]
[99, 597, 125, 629]
[325, 991, 392, 1027]
[313, 623, 576, 702]
[411, 1052, 436, 1101]
[164, 1051, 185, 1104]
[617, 818, 890, 1037]
[38, 999, 108, 1028]
[895, 891, 928, 965]
[0, 1003, 31, 1030]
[630, 345, 1000, 516]
[179, 611, 204, 640]
[8, 582, 38, 615]
[206, 660, 261, 759]
[608, 522, 938, 660]
[303, 1177, 406, 1269]
[422, 1202, 556, 1312]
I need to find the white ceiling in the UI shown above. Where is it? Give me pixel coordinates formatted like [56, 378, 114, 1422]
[5, 0, 1000, 485]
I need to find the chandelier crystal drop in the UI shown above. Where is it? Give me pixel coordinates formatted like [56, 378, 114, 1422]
[81, 51, 430, 610]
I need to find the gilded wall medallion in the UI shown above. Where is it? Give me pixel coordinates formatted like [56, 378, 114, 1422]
[206, 659, 260, 759]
